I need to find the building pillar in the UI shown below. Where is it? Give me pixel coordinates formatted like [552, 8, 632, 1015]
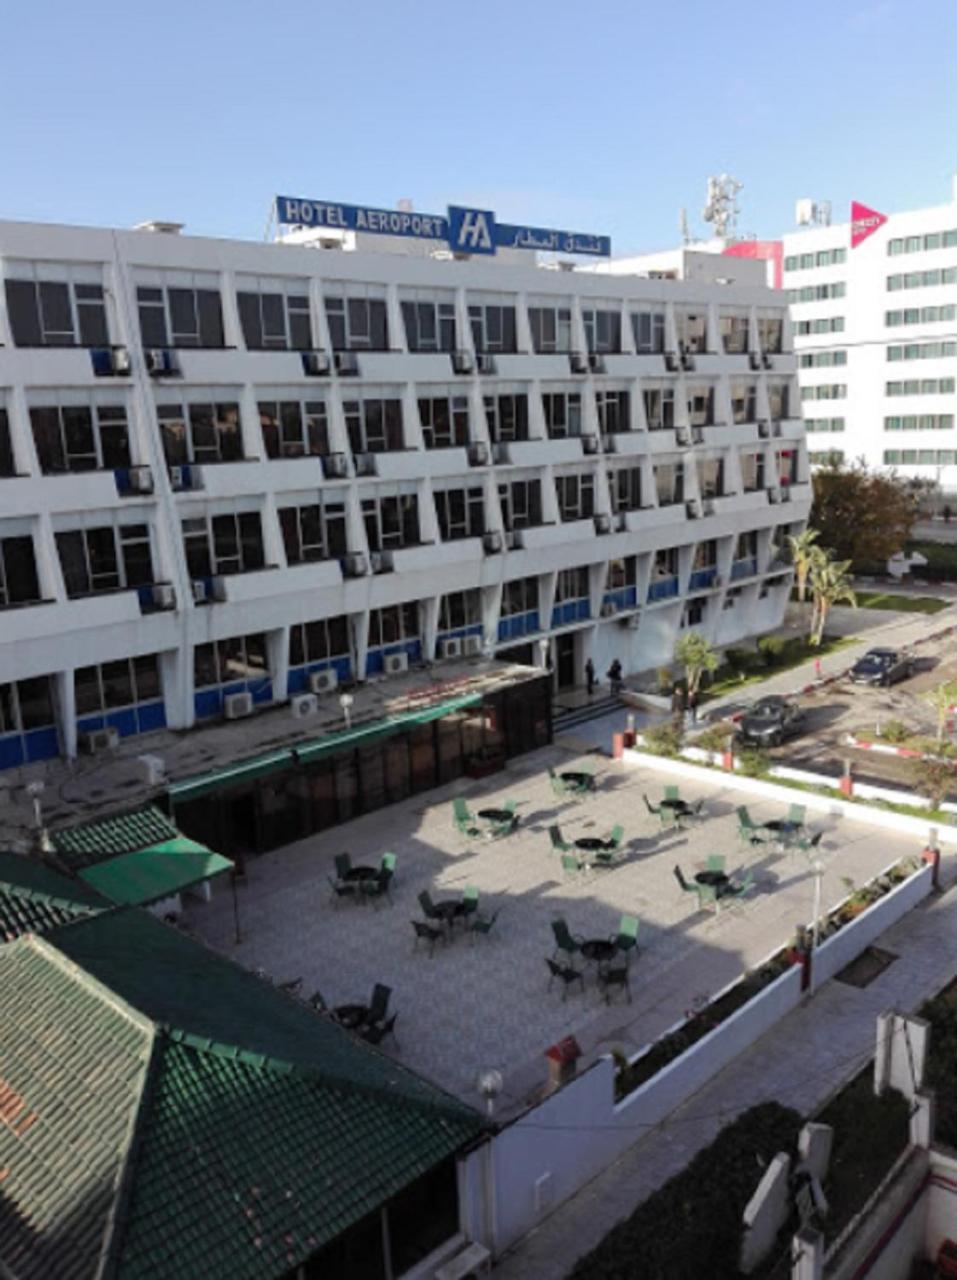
[54, 669, 77, 760]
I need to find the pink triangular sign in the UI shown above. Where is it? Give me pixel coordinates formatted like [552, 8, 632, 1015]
[851, 200, 887, 248]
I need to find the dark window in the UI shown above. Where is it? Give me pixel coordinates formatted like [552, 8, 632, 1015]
[438, 588, 481, 631]
[289, 615, 350, 667]
[554, 474, 595, 521]
[596, 390, 630, 435]
[631, 310, 666, 353]
[387, 1159, 460, 1276]
[583, 308, 622, 354]
[368, 602, 419, 648]
[555, 566, 589, 601]
[75, 655, 161, 715]
[499, 479, 542, 529]
[137, 286, 224, 348]
[542, 392, 582, 439]
[401, 300, 455, 352]
[237, 291, 312, 350]
[434, 487, 485, 540]
[194, 633, 268, 688]
[12, 676, 55, 731]
[484, 394, 529, 443]
[0, 409, 15, 477]
[279, 500, 347, 563]
[362, 495, 419, 550]
[137, 287, 168, 346]
[325, 295, 389, 350]
[528, 306, 572, 353]
[344, 399, 403, 454]
[419, 396, 469, 449]
[501, 576, 538, 616]
[259, 400, 328, 459]
[720, 314, 749, 354]
[643, 387, 675, 430]
[0, 537, 40, 606]
[469, 304, 517, 353]
[182, 513, 264, 578]
[29, 404, 131, 473]
[157, 401, 243, 465]
[4, 278, 107, 347]
[609, 466, 642, 512]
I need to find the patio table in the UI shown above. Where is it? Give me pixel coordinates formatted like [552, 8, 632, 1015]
[332, 1003, 370, 1030]
[478, 808, 516, 825]
[433, 900, 469, 928]
[762, 819, 801, 850]
[344, 866, 379, 883]
[581, 938, 618, 964]
[695, 870, 729, 889]
[575, 836, 611, 853]
[561, 771, 595, 790]
[661, 798, 694, 815]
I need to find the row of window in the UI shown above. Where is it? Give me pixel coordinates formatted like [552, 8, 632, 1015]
[801, 384, 846, 401]
[808, 450, 844, 465]
[804, 418, 845, 433]
[799, 350, 847, 368]
[787, 283, 846, 303]
[885, 305, 956, 327]
[887, 340, 957, 361]
[884, 415, 955, 431]
[886, 379, 955, 397]
[2, 276, 787, 357]
[784, 249, 847, 271]
[794, 317, 844, 335]
[884, 449, 957, 466]
[887, 268, 957, 292]
[888, 230, 957, 255]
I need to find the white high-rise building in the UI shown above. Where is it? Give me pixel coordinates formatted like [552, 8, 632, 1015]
[0, 201, 807, 779]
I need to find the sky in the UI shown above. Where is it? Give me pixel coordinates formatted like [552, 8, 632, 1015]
[2, 0, 956, 255]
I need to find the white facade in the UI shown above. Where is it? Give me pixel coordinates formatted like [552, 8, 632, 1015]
[0, 219, 807, 771]
[783, 183, 957, 488]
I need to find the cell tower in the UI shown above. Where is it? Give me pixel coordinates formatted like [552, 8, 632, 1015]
[702, 174, 743, 240]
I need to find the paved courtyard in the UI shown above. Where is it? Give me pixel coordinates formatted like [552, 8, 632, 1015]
[184, 743, 925, 1117]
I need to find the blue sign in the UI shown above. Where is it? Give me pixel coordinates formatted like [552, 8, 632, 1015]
[276, 195, 611, 258]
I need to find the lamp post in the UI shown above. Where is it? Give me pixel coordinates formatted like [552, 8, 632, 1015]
[809, 858, 825, 991]
[538, 638, 550, 670]
[339, 692, 354, 730]
[476, 1068, 503, 1118]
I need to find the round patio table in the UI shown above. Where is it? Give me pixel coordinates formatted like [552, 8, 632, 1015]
[561, 772, 595, 789]
[581, 938, 618, 964]
[695, 870, 729, 888]
[332, 1003, 370, 1030]
[478, 808, 515, 824]
[433, 900, 468, 926]
[344, 866, 379, 883]
[575, 836, 610, 852]
[763, 820, 799, 836]
[661, 797, 693, 814]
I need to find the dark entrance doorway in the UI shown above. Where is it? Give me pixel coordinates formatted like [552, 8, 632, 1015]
[556, 633, 576, 690]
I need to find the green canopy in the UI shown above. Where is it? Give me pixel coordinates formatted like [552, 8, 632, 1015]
[78, 837, 233, 906]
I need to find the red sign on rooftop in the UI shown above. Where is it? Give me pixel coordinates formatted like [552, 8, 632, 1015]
[851, 200, 887, 249]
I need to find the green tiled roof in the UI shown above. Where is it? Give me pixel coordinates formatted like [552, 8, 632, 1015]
[0, 911, 485, 1280]
[78, 838, 233, 907]
[52, 807, 179, 871]
[0, 852, 108, 942]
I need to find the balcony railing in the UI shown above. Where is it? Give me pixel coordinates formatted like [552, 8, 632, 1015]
[688, 567, 718, 591]
[647, 576, 679, 602]
[602, 585, 638, 612]
[730, 557, 758, 581]
[551, 598, 590, 628]
[497, 610, 539, 642]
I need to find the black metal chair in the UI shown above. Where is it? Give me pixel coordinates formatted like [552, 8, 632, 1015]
[363, 1013, 398, 1049]
[412, 919, 444, 956]
[367, 983, 391, 1027]
[597, 962, 632, 1005]
[327, 874, 354, 908]
[546, 957, 585, 1000]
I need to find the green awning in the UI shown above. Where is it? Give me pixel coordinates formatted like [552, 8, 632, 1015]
[78, 837, 233, 906]
[169, 692, 483, 804]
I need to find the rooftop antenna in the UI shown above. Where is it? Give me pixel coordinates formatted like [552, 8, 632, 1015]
[702, 174, 743, 241]
[679, 207, 692, 245]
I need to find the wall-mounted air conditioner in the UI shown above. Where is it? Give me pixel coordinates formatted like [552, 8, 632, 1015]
[588, 353, 606, 374]
[594, 513, 611, 534]
[151, 583, 175, 610]
[505, 529, 524, 550]
[79, 726, 119, 755]
[452, 350, 474, 374]
[343, 552, 368, 577]
[323, 452, 348, 479]
[601, 433, 616, 453]
[309, 668, 339, 694]
[468, 441, 489, 466]
[370, 549, 394, 574]
[145, 348, 174, 376]
[600, 601, 618, 617]
[463, 634, 483, 656]
[439, 637, 463, 660]
[191, 579, 208, 604]
[210, 576, 229, 602]
[483, 531, 503, 554]
[334, 351, 360, 375]
[384, 652, 409, 675]
[302, 351, 331, 376]
[476, 353, 497, 374]
[569, 351, 588, 374]
[663, 351, 680, 372]
[224, 691, 254, 719]
[492, 443, 511, 465]
[581, 435, 600, 455]
[748, 351, 762, 371]
[354, 452, 377, 476]
[290, 693, 318, 719]
[128, 465, 154, 493]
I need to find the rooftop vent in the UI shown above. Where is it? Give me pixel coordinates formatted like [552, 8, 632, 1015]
[134, 220, 185, 235]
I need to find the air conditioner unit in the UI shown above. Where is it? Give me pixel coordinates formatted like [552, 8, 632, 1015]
[691, 426, 705, 444]
[210, 576, 229, 602]
[476, 352, 497, 374]
[463, 634, 483, 657]
[224, 691, 254, 719]
[492, 443, 511, 465]
[302, 351, 331, 376]
[452, 350, 474, 374]
[145, 348, 171, 376]
[323, 452, 349, 479]
[600, 601, 618, 617]
[309, 668, 339, 695]
[467, 441, 489, 466]
[439, 637, 463, 660]
[483, 530, 503, 554]
[748, 352, 762, 371]
[601, 433, 616, 453]
[588, 353, 606, 374]
[191, 579, 208, 604]
[594, 513, 611, 535]
[663, 351, 680, 372]
[128, 465, 154, 493]
[151, 583, 175, 610]
[79, 726, 120, 755]
[761, 353, 773, 370]
[370, 549, 394, 574]
[627, 612, 641, 629]
[334, 351, 360, 376]
[384, 652, 409, 675]
[768, 487, 781, 504]
[701, 498, 716, 517]
[581, 435, 600, 455]
[685, 500, 700, 519]
[354, 452, 377, 476]
[569, 351, 589, 374]
[614, 511, 628, 532]
[675, 427, 691, 446]
[137, 753, 166, 785]
[780, 485, 792, 503]
[505, 529, 524, 550]
[169, 465, 188, 491]
[680, 352, 696, 371]
[112, 346, 133, 375]
[758, 420, 771, 438]
[290, 692, 318, 719]
[343, 552, 368, 577]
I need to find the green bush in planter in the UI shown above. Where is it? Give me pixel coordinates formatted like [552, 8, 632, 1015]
[757, 634, 787, 668]
[879, 719, 909, 744]
[642, 720, 684, 757]
[737, 747, 772, 778]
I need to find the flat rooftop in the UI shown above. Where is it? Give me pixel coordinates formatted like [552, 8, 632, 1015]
[181, 739, 924, 1119]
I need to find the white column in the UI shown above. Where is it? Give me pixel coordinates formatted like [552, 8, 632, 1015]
[514, 290, 533, 354]
[53, 669, 77, 760]
[267, 627, 289, 702]
[218, 269, 244, 350]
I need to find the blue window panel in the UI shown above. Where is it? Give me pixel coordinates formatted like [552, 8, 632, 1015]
[647, 577, 679, 602]
[731, 558, 758, 582]
[251, 680, 273, 705]
[498, 610, 539, 642]
[24, 727, 59, 763]
[689, 568, 717, 591]
[114, 467, 132, 495]
[195, 688, 223, 719]
[105, 708, 138, 738]
[287, 667, 308, 694]
[436, 623, 483, 644]
[366, 650, 385, 676]
[0, 735, 25, 771]
[77, 715, 106, 735]
[137, 701, 167, 733]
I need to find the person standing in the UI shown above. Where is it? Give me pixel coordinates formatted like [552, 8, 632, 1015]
[607, 659, 623, 696]
[584, 658, 596, 697]
[671, 683, 686, 719]
[687, 688, 698, 726]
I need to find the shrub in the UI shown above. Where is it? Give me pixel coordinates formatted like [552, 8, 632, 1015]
[757, 634, 787, 668]
[642, 721, 683, 757]
[693, 723, 734, 755]
[880, 719, 909, 744]
[656, 665, 673, 695]
[737, 747, 772, 778]
[911, 756, 957, 810]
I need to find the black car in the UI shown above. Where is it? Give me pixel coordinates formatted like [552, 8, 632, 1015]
[736, 696, 806, 748]
[849, 648, 915, 688]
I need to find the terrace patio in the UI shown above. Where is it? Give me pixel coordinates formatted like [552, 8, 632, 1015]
[184, 743, 926, 1118]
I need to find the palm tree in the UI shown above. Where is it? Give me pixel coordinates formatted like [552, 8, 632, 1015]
[787, 528, 821, 604]
[808, 553, 856, 646]
[673, 633, 718, 698]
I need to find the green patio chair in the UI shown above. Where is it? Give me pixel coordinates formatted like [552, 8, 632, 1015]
[362, 865, 394, 907]
[644, 794, 673, 829]
[736, 806, 765, 845]
[548, 767, 570, 799]
[787, 804, 807, 828]
[546, 957, 585, 1000]
[594, 824, 626, 867]
[462, 884, 480, 916]
[380, 851, 397, 881]
[723, 869, 755, 905]
[551, 917, 583, 959]
[549, 824, 573, 853]
[706, 854, 726, 874]
[664, 785, 681, 802]
[469, 908, 500, 943]
[606, 824, 625, 850]
[489, 799, 519, 838]
[334, 852, 352, 880]
[453, 796, 480, 837]
[561, 852, 584, 880]
[327, 874, 354, 908]
[612, 914, 640, 960]
[793, 830, 823, 857]
[695, 881, 719, 913]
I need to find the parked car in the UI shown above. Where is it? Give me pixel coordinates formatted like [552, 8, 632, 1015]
[849, 648, 915, 688]
[735, 696, 807, 748]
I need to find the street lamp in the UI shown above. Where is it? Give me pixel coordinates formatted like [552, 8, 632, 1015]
[538, 638, 550, 670]
[810, 859, 825, 990]
[339, 692, 354, 729]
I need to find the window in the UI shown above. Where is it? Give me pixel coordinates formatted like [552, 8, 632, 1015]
[541, 391, 582, 438]
[468, 303, 517, 353]
[631, 310, 666, 353]
[784, 249, 846, 269]
[498, 479, 542, 529]
[888, 230, 957, 255]
[194, 633, 268, 688]
[501, 577, 538, 616]
[362, 491, 420, 550]
[643, 386, 675, 430]
[582, 307, 622, 354]
[258, 399, 329, 458]
[741, 452, 766, 491]
[686, 386, 715, 427]
[809, 449, 845, 466]
[368, 602, 419, 648]
[55, 524, 153, 597]
[675, 310, 707, 353]
[786, 282, 846, 302]
[4, 275, 108, 347]
[136, 282, 225, 348]
[887, 268, 957, 291]
[654, 461, 684, 506]
[29, 402, 130, 473]
[768, 383, 792, 418]
[343, 398, 403, 454]
[325, 291, 389, 350]
[0, 677, 56, 736]
[555, 566, 588, 602]
[799, 350, 847, 368]
[720, 314, 749, 354]
[884, 415, 955, 431]
[697, 458, 725, 498]
[885, 305, 956, 327]
[484, 393, 528, 442]
[886, 379, 956, 396]
[75, 655, 161, 715]
[419, 396, 469, 449]
[795, 317, 845, 335]
[181, 512, 265, 578]
[596, 390, 630, 435]
[804, 418, 845, 433]
[801, 384, 847, 401]
[433, 487, 484, 541]
[775, 449, 799, 485]
[883, 449, 957, 466]
[730, 381, 757, 424]
[652, 547, 679, 578]
[401, 298, 456, 352]
[886, 340, 957, 361]
[156, 400, 243, 466]
[528, 305, 572, 353]
[438, 588, 481, 632]
[279, 499, 347, 563]
[554, 473, 595, 521]
[237, 282, 312, 350]
[0, 409, 14, 477]
[289, 615, 350, 667]
[757, 316, 785, 353]
[608, 466, 642, 512]
[606, 555, 636, 589]
[0, 536, 40, 607]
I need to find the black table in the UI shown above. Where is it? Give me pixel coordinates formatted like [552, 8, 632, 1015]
[332, 1003, 370, 1029]
[433, 900, 468, 926]
[581, 938, 618, 964]
[763, 819, 799, 835]
[478, 808, 516, 825]
[561, 772, 595, 789]
[661, 797, 693, 814]
[575, 836, 611, 852]
[344, 866, 379, 883]
[695, 870, 729, 888]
